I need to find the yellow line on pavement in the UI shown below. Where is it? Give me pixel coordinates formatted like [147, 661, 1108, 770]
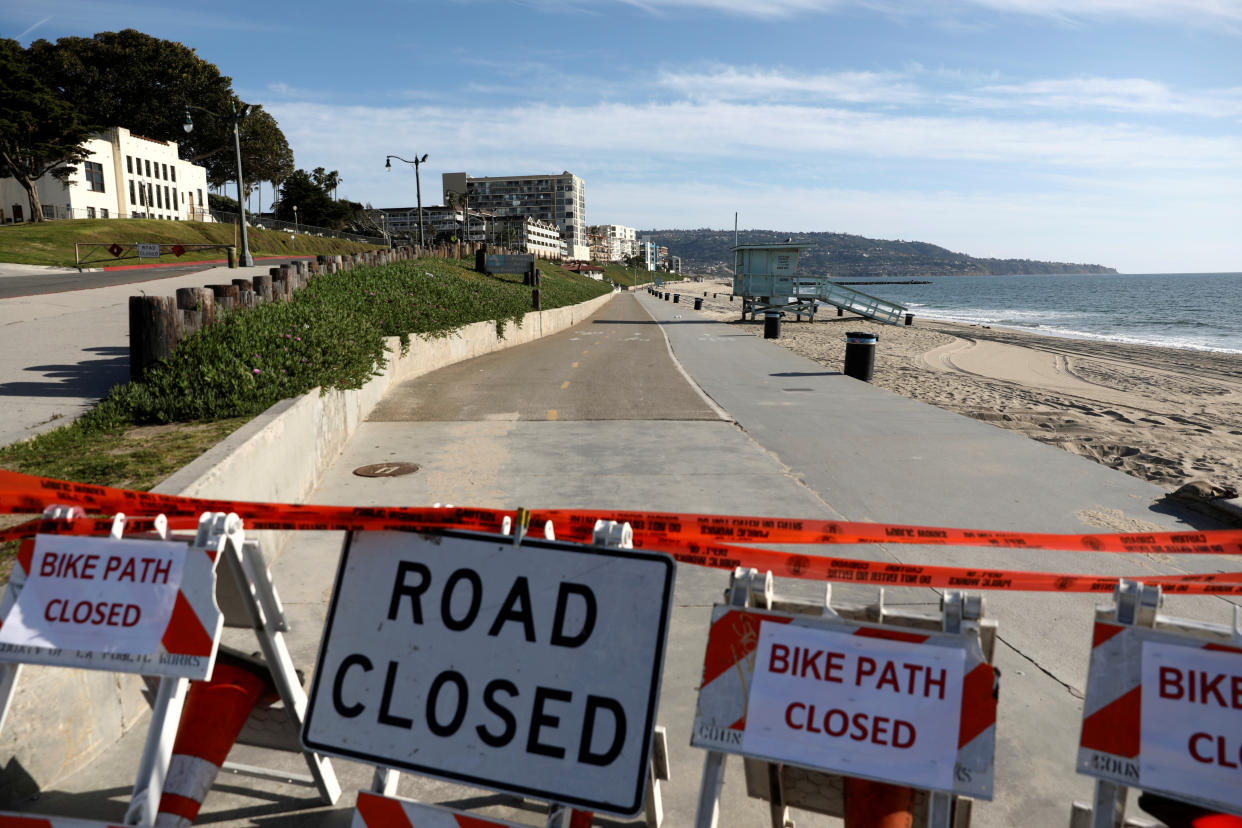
[546, 409, 558, 420]
[560, 381, 570, 390]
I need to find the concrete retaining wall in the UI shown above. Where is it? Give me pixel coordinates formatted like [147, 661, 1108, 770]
[0, 291, 614, 803]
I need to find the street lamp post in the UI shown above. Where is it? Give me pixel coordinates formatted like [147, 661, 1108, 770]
[385, 154, 428, 248]
[292, 205, 298, 233]
[184, 100, 254, 266]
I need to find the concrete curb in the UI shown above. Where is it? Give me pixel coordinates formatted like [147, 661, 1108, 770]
[0, 290, 615, 802]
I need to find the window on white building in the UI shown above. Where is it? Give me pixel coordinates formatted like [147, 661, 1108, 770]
[84, 161, 105, 192]
[126, 156, 133, 173]
[170, 167, 176, 182]
[101, 208, 109, 218]
[145, 159, 151, 177]
[87, 206, 96, 219]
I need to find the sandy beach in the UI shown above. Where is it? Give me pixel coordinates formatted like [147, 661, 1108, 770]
[679, 281, 1242, 496]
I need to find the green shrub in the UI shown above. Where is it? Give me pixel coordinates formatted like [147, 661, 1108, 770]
[81, 256, 608, 426]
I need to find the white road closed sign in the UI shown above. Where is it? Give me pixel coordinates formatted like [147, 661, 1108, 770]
[302, 530, 675, 816]
[1140, 641, 1242, 812]
[742, 621, 966, 791]
[0, 534, 221, 679]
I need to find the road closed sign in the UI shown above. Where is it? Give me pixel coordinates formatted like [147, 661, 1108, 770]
[0, 534, 221, 679]
[742, 621, 965, 790]
[693, 607, 996, 798]
[302, 530, 675, 815]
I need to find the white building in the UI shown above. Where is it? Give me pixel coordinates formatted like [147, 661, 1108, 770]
[1, 127, 211, 225]
[443, 170, 587, 258]
[599, 224, 638, 262]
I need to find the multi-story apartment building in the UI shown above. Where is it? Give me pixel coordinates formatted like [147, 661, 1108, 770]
[443, 171, 587, 260]
[587, 224, 638, 262]
[587, 229, 610, 263]
[638, 240, 657, 271]
[1, 126, 210, 224]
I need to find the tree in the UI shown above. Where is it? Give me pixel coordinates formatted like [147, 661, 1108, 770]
[274, 169, 351, 229]
[28, 30, 293, 187]
[0, 39, 95, 222]
[236, 107, 294, 193]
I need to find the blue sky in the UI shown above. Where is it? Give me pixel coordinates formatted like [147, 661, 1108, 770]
[5, 0, 1241, 272]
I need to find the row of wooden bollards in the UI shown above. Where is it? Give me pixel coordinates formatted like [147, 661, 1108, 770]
[128, 247, 420, 382]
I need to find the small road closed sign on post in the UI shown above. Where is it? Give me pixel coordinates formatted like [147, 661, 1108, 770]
[302, 529, 675, 815]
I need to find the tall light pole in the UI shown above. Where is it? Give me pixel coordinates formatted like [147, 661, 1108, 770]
[184, 100, 254, 266]
[385, 154, 428, 248]
[292, 205, 298, 233]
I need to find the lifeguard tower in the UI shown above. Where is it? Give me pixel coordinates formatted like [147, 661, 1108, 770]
[732, 243, 909, 325]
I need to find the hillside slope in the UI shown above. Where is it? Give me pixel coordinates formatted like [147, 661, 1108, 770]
[643, 228, 1116, 277]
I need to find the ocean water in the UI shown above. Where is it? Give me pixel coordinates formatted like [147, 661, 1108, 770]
[858, 272, 1242, 354]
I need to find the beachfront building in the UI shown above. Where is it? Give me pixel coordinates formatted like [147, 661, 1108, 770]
[443, 170, 588, 260]
[376, 205, 492, 243]
[0, 126, 210, 224]
[588, 224, 639, 262]
[492, 215, 564, 259]
[587, 229, 611, 263]
[637, 240, 657, 271]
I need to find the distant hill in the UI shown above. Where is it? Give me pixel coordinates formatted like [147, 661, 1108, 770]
[640, 228, 1117, 278]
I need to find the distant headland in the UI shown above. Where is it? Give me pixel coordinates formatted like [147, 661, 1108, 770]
[641, 228, 1118, 278]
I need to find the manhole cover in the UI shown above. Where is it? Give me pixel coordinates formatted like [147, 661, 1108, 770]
[353, 462, 420, 478]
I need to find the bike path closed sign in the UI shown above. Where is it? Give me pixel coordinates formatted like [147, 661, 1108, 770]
[302, 530, 675, 815]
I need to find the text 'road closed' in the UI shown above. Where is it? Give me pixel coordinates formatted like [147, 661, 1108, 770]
[302, 530, 674, 816]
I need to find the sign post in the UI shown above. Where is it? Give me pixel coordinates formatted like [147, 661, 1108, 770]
[303, 528, 676, 817]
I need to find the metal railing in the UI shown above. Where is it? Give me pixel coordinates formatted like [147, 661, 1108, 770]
[209, 210, 385, 245]
[817, 280, 907, 325]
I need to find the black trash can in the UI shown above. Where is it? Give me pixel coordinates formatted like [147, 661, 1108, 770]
[673, 293, 680, 303]
[844, 331, 878, 381]
[664, 292, 670, 301]
[694, 297, 703, 310]
[904, 313, 915, 326]
[764, 310, 782, 339]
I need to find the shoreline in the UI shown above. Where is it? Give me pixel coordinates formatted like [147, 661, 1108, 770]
[686, 282, 1242, 494]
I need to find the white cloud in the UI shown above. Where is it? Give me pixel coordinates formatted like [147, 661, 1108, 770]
[657, 66, 924, 104]
[514, 0, 1242, 25]
[964, 77, 1242, 118]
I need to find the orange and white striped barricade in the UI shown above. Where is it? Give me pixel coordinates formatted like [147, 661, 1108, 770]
[691, 568, 998, 828]
[0, 506, 222, 828]
[185, 512, 341, 809]
[303, 518, 674, 828]
[1072, 579, 1242, 827]
[352, 791, 531, 828]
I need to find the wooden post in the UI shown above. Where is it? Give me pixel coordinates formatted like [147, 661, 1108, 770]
[207, 283, 239, 311]
[175, 287, 215, 338]
[253, 274, 273, 303]
[272, 274, 289, 300]
[232, 278, 253, 293]
[129, 296, 178, 382]
[532, 287, 541, 311]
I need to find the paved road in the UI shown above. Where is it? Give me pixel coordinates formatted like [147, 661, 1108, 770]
[0, 258, 317, 299]
[10, 292, 1237, 827]
[369, 290, 720, 422]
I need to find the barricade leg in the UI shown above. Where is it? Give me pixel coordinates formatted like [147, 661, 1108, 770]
[155, 654, 276, 827]
[693, 750, 728, 828]
[844, 777, 917, 827]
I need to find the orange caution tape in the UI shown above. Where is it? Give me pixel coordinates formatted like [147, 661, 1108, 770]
[2, 469, 1240, 594]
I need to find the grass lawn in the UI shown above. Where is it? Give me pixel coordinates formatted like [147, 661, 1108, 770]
[0, 217, 383, 269]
